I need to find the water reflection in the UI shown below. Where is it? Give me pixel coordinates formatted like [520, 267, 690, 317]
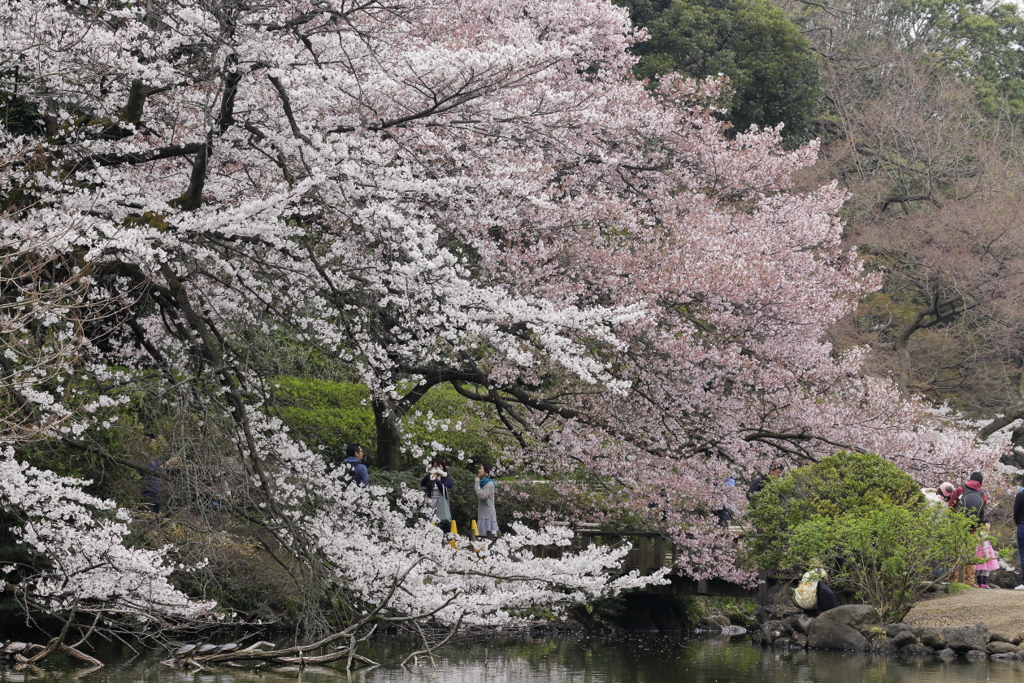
[7, 635, 1024, 683]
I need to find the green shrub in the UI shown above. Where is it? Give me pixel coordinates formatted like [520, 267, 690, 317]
[273, 378, 512, 470]
[745, 451, 924, 569]
[786, 503, 975, 624]
[273, 378, 376, 465]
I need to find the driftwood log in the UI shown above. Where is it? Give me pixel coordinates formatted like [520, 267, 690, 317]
[167, 627, 380, 671]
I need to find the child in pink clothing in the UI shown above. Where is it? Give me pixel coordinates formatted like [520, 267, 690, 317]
[974, 540, 999, 588]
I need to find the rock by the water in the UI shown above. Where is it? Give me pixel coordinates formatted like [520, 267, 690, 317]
[990, 632, 1014, 643]
[942, 623, 990, 653]
[784, 614, 814, 636]
[755, 605, 802, 625]
[701, 616, 727, 631]
[885, 624, 912, 638]
[807, 605, 876, 651]
[760, 620, 785, 646]
[792, 633, 808, 649]
[987, 642, 1019, 655]
[964, 649, 989, 659]
[937, 648, 958, 660]
[898, 644, 933, 657]
[919, 628, 947, 650]
[891, 631, 918, 649]
[991, 652, 1017, 660]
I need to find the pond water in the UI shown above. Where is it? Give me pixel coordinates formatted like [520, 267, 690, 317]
[8, 634, 1024, 683]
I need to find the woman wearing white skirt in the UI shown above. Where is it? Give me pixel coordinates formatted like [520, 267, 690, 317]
[474, 462, 498, 538]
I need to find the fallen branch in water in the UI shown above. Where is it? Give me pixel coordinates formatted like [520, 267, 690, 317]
[171, 627, 380, 671]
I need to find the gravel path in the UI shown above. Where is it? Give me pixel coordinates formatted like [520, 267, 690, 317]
[904, 588, 1024, 635]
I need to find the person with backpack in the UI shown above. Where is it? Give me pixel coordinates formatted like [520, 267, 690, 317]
[792, 567, 838, 617]
[950, 472, 988, 521]
[950, 472, 988, 587]
[343, 443, 369, 488]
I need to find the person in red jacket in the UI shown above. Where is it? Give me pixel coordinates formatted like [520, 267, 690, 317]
[950, 472, 988, 587]
[949, 472, 988, 516]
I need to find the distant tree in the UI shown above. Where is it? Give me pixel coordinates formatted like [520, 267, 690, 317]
[776, 0, 1024, 458]
[777, 0, 1024, 119]
[622, 0, 821, 142]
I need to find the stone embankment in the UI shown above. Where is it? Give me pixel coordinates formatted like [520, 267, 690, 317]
[707, 592, 1024, 660]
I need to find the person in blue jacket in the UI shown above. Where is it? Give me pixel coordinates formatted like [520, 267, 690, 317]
[343, 443, 369, 487]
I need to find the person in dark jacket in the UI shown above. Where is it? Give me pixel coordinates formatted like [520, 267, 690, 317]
[949, 472, 988, 518]
[746, 464, 784, 500]
[1014, 475, 1024, 591]
[343, 443, 369, 487]
[950, 472, 988, 586]
[420, 458, 454, 532]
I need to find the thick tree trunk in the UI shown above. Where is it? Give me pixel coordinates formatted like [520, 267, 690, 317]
[372, 399, 402, 472]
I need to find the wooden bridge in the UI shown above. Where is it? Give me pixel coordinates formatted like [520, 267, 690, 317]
[529, 523, 772, 598]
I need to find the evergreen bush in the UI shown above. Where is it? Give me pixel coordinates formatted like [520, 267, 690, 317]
[745, 451, 924, 569]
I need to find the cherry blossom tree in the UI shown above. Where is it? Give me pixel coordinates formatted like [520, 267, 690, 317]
[0, 0, 1008, 636]
[0, 447, 216, 665]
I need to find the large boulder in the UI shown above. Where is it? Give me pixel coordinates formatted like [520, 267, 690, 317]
[919, 628, 947, 650]
[807, 605, 877, 651]
[942, 623, 990, 653]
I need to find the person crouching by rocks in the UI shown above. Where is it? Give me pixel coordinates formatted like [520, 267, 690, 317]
[421, 458, 454, 533]
[938, 481, 955, 505]
[793, 567, 838, 618]
[922, 481, 955, 506]
[474, 462, 498, 539]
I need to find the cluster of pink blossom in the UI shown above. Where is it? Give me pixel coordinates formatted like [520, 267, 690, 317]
[0, 0, 1010, 610]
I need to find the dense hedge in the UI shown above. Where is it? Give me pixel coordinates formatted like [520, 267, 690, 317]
[744, 451, 924, 569]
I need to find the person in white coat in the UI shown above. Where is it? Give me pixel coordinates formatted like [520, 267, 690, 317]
[474, 462, 498, 538]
